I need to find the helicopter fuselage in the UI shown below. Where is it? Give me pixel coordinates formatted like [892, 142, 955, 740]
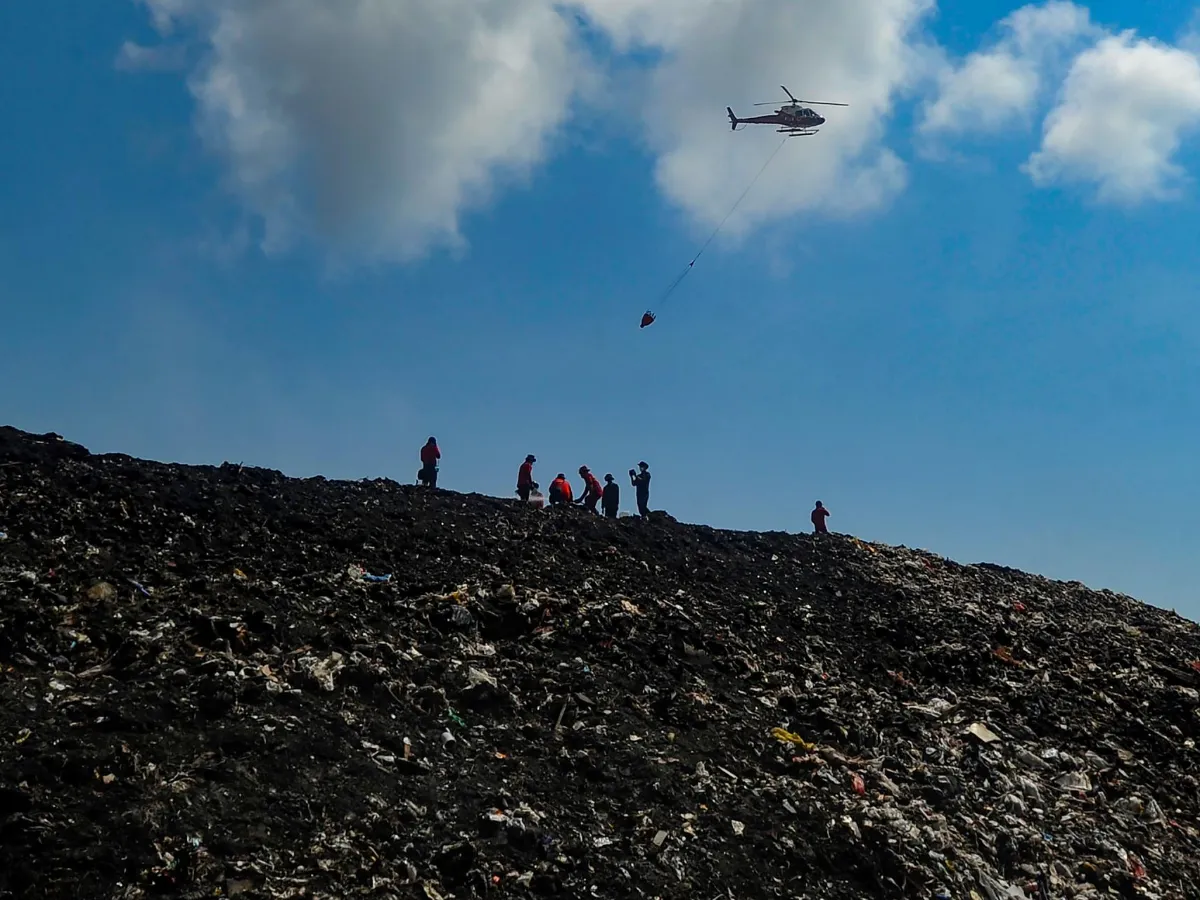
[727, 104, 825, 134]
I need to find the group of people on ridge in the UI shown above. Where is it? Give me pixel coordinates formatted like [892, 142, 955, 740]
[518, 454, 652, 519]
[419, 437, 828, 532]
[418, 438, 652, 519]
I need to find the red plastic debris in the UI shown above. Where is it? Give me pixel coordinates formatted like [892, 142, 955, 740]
[1128, 854, 1146, 880]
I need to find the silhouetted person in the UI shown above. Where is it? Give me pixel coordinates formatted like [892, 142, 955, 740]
[517, 455, 538, 502]
[418, 437, 440, 487]
[602, 474, 620, 518]
[578, 466, 602, 513]
[549, 473, 573, 507]
[811, 501, 830, 534]
[630, 462, 651, 517]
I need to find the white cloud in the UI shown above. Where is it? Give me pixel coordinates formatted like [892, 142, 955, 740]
[1025, 33, 1200, 203]
[115, 40, 187, 72]
[573, 0, 938, 232]
[922, 52, 1040, 135]
[137, 0, 183, 35]
[137, 0, 583, 261]
[920, 1, 1097, 135]
[1004, 0, 1096, 51]
[1183, 10, 1200, 56]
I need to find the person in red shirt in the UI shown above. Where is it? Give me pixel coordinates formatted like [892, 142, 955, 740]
[517, 455, 538, 502]
[549, 474, 573, 507]
[811, 501, 830, 534]
[418, 437, 440, 487]
[577, 466, 603, 513]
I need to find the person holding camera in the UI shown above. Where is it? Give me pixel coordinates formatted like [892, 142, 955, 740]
[629, 461, 651, 518]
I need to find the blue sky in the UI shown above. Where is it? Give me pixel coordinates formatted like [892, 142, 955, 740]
[2, 1, 1198, 616]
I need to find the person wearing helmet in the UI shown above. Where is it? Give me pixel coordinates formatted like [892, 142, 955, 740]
[548, 473, 573, 507]
[517, 455, 538, 502]
[417, 437, 440, 487]
[629, 461, 651, 518]
[577, 466, 603, 513]
[601, 474, 620, 518]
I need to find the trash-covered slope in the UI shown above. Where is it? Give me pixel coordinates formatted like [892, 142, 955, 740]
[2, 427, 1199, 900]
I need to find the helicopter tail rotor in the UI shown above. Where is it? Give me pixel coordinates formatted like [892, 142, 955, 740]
[727, 107, 739, 130]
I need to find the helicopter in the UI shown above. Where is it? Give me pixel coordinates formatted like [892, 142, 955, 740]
[726, 85, 848, 136]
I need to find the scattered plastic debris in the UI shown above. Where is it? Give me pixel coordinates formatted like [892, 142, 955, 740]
[0, 424, 1198, 900]
[966, 722, 1001, 744]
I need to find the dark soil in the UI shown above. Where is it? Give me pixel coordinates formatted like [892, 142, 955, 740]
[1, 426, 1198, 900]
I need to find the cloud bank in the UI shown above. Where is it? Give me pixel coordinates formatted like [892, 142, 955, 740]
[920, 1, 1099, 136]
[573, 0, 936, 231]
[922, 2, 1200, 203]
[1026, 33, 1200, 202]
[140, 0, 582, 261]
[129, 0, 1200, 260]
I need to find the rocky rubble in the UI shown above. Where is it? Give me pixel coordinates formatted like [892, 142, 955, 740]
[1, 425, 1199, 900]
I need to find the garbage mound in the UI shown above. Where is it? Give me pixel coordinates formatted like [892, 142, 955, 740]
[2, 426, 1199, 900]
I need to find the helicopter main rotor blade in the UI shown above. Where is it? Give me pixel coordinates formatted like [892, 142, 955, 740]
[752, 97, 849, 107]
[780, 85, 798, 102]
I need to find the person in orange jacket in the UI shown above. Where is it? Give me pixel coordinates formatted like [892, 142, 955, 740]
[517, 455, 538, 502]
[417, 437, 440, 487]
[577, 466, 603, 513]
[548, 473, 573, 507]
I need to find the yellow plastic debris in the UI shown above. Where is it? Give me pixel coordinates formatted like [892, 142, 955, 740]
[770, 727, 816, 751]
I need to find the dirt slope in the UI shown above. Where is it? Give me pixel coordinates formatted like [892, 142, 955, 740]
[1, 426, 1198, 900]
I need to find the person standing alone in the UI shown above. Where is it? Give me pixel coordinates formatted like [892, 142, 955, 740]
[811, 501, 830, 534]
[418, 437, 440, 488]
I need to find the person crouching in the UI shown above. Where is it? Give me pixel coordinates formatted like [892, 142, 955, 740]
[548, 473, 573, 507]
[577, 466, 602, 513]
